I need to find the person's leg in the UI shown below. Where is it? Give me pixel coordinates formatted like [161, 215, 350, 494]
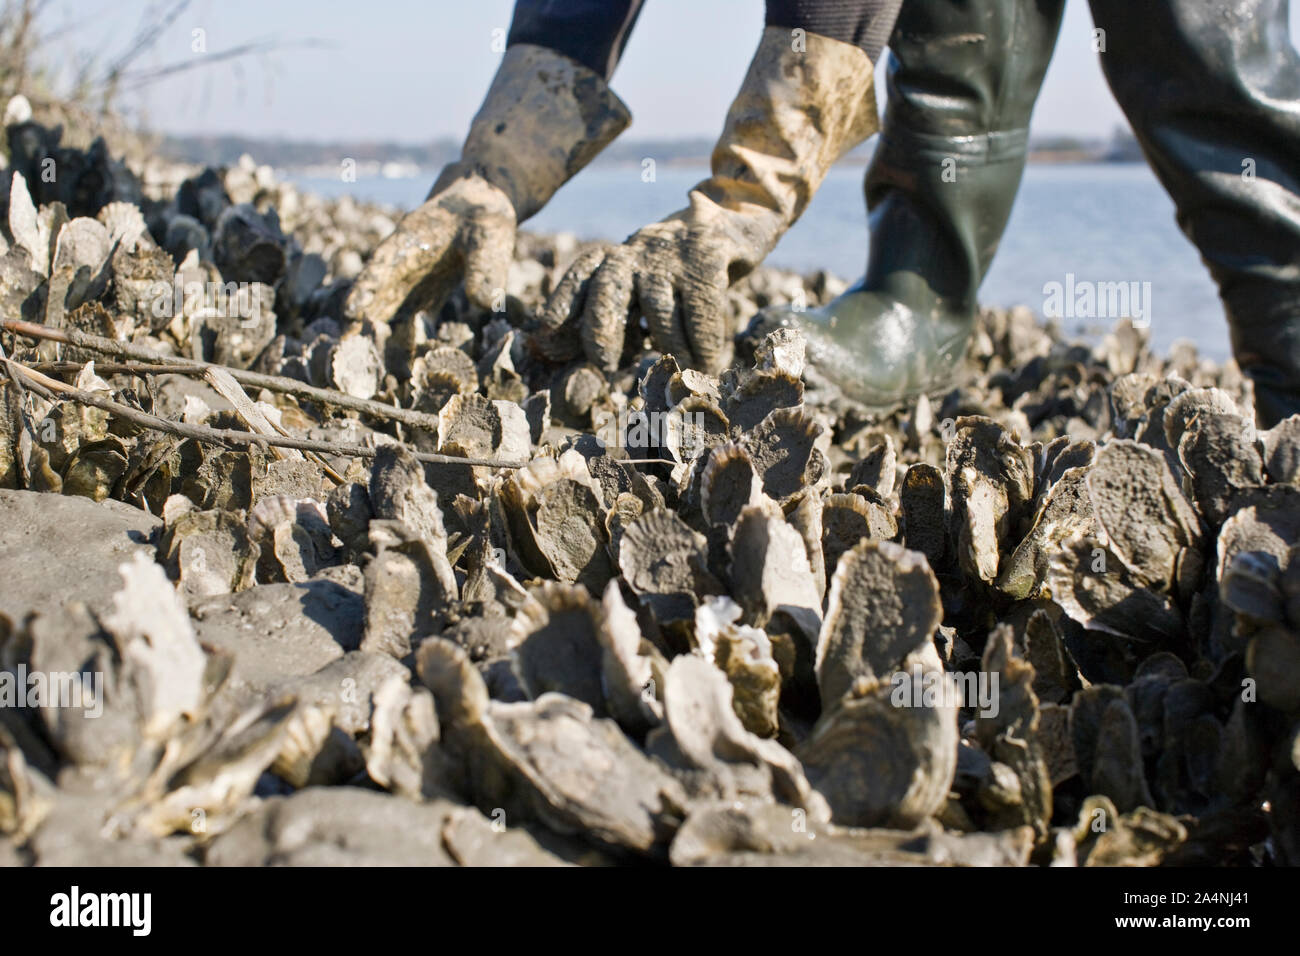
[752, 0, 1065, 407]
[1088, 0, 1300, 428]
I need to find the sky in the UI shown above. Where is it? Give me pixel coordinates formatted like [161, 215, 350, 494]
[41, 0, 1300, 144]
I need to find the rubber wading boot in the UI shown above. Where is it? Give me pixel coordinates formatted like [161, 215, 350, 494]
[750, 0, 1065, 408]
[1087, 0, 1300, 429]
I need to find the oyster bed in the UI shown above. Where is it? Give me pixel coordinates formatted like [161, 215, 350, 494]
[1, 108, 1298, 867]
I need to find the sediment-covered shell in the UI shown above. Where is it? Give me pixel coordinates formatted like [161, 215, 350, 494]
[821, 492, 894, 577]
[160, 495, 258, 599]
[1164, 388, 1263, 525]
[797, 642, 957, 828]
[997, 451, 1096, 600]
[722, 368, 804, 432]
[1260, 415, 1300, 486]
[1086, 439, 1202, 590]
[510, 582, 608, 714]
[743, 405, 827, 502]
[246, 494, 337, 584]
[699, 442, 763, 529]
[412, 345, 479, 412]
[618, 508, 723, 623]
[361, 520, 457, 659]
[815, 539, 942, 708]
[899, 463, 947, 568]
[945, 416, 1035, 584]
[694, 598, 780, 738]
[847, 434, 897, 498]
[437, 392, 530, 464]
[728, 504, 822, 646]
[419, 639, 688, 853]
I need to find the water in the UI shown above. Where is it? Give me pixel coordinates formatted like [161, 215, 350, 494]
[291, 162, 1230, 360]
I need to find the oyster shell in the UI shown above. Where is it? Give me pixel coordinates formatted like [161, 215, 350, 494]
[814, 539, 941, 708]
[743, 405, 827, 502]
[246, 495, 336, 584]
[361, 521, 456, 659]
[418, 638, 688, 853]
[618, 509, 722, 623]
[160, 495, 258, 599]
[899, 463, 947, 568]
[796, 645, 957, 829]
[694, 598, 780, 738]
[1260, 415, 1300, 486]
[510, 583, 608, 714]
[728, 504, 822, 647]
[648, 655, 826, 815]
[945, 416, 1034, 584]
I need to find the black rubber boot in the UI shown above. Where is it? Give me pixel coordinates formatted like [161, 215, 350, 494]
[751, 0, 1065, 407]
[1088, 0, 1300, 428]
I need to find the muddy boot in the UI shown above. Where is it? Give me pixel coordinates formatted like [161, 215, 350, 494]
[1089, 0, 1300, 428]
[750, 0, 1064, 407]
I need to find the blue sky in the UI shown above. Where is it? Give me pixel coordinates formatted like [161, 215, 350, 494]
[45, 0, 1300, 143]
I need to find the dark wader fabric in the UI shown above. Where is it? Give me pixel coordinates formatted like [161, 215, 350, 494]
[1089, 0, 1300, 427]
[867, 0, 1300, 425]
[508, 0, 901, 78]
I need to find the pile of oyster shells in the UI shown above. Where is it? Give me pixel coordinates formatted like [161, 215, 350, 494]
[0, 104, 1297, 866]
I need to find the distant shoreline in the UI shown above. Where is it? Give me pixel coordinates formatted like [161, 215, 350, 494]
[159, 134, 1145, 176]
